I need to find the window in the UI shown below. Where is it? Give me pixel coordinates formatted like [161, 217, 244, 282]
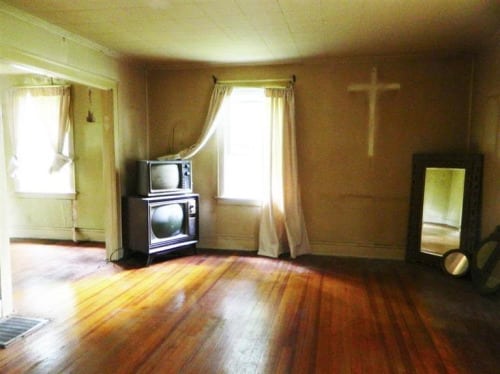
[8, 87, 74, 196]
[217, 87, 270, 203]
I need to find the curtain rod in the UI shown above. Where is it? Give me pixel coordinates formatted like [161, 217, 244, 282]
[212, 75, 296, 85]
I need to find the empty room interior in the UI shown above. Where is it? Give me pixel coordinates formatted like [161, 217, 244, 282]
[0, 1, 499, 373]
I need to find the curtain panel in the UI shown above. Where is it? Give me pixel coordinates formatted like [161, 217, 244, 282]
[6, 85, 72, 177]
[51, 86, 72, 173]
[258, 87, 310, 258]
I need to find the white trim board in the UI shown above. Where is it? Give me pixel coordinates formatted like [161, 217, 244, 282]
[9, 227, 105, 243]
[198, 235, 405, 260]
[311, 241, 404, 260]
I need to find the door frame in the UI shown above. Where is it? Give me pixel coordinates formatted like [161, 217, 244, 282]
[0, 46, 122, 316]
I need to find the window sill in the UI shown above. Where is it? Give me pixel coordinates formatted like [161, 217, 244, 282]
[14, 192, 77, 200]
[215, 196, 262, 207]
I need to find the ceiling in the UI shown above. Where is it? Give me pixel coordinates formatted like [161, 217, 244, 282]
[2, 0, 500, 66]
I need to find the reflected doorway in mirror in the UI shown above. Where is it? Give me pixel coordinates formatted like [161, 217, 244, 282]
[420, 167, 465, 256]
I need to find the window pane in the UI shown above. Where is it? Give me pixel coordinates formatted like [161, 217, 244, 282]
[219, 87, 269, 201]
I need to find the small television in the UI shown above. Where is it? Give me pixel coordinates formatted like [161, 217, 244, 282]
[123, 193, 199, 265]
[137, 159, 192, 196]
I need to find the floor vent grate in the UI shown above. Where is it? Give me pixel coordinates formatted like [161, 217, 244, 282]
[0, 316, 48, 348]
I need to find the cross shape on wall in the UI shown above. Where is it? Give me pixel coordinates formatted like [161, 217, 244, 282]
[348, 67, 400, 156]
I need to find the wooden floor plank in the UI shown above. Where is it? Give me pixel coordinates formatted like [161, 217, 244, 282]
[0, 242, 498, 374]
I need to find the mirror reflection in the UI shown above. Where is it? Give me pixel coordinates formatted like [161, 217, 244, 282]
[420, 168, 465, 256]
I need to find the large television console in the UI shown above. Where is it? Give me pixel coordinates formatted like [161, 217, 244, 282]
[122, 193, 199, 265]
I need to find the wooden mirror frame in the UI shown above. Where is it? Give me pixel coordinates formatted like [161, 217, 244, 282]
[406, 153, 483, 268]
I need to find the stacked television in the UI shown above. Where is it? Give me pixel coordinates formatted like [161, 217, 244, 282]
[123, 160, 199, 265]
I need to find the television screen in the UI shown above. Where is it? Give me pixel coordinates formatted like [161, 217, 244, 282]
[151, 164, 180, 190]
[151, 203, 184, 239]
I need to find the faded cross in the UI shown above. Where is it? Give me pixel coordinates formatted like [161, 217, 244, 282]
[348, 67, 400, 156]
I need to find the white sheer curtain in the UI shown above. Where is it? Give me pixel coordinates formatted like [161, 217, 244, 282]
[6, 86, 72, 176]
[158, 84, 232, 160]
[258, 87, 310, 258]
[50, 86, 72, 172]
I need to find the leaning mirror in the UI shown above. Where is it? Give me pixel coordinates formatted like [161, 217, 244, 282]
[406, 153, 483, 268]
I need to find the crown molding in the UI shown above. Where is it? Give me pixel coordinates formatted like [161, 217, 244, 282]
[0, 1, 121, 59]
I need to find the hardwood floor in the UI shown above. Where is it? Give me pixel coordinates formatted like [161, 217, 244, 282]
[1, 241, 499, 374]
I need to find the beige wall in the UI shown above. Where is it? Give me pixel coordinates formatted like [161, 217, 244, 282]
[148, 55, 473, 259]
[472, 38, 500, 237]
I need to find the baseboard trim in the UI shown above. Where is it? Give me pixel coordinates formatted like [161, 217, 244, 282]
[198, 234, 256, 252]
[198, 235, 405, 260]
[311, 240, 405, 260]
[74, 229, 105, 242]
[10, 227, 105, 243]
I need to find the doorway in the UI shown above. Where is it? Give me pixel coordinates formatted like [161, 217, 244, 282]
[0, 59, 120, 317]
[2, 71, 107, 242]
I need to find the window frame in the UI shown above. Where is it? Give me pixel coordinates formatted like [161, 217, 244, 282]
[216, 87, 269, 206]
